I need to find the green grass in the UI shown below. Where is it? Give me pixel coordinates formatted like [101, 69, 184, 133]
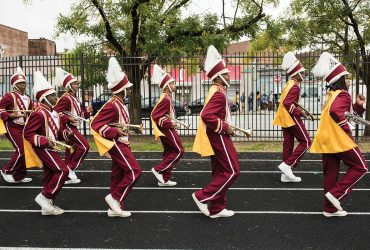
[1, 136, 370, 152]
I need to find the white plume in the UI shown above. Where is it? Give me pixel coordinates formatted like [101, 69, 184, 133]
[106, 57, 125, 87]
[281, 52, 297, 70]
[15, 67, 25, 75]
[152, 64, 165, 85]
[204, 45, 223, 73]
[33, 71, 52, 98]
[54, 67, 69, 87]
[312, 52, 339, 77]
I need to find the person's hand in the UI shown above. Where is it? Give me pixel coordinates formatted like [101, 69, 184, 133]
[47, 140, 55, 148]
[66, 130, 74, 139]
[172, 122, 178, 129]
[117, 128, 128, 137]
[8, 113, 23, 119]
[226, 125, 234, 135]
[86, 105, 93, 113]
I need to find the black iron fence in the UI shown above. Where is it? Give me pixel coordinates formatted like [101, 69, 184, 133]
[0, 52, 368, 141]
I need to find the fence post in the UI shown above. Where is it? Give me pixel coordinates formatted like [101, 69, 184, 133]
[148, 55, 152, 136]
[355, 50, 360, 141]
[18, 55, 23, 68]
[80, 53, 87, 136]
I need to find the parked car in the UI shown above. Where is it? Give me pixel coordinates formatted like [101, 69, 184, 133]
[187, 97, 238, 114]
[92, 94, 188, 118]
[141, 97, 188, 118]
[91, 92, 112, 115]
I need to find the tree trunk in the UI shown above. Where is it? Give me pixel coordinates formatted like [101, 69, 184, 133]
[124, 57, 143, 126]
[362, 54, 370, 136]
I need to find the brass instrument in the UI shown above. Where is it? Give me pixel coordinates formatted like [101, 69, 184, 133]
[165, 114, 190, 129]
[63, 111, 90, 123]
[46, 137, 74, 153]
[6, 110, 33, 117]
[108, 122, 144, 134]
[345, 112, 370, 126]
[229, 124, 253, 138]
[294, 102, 316, 121]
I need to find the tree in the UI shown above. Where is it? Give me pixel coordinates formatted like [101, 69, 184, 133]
[253, 0, 370, 134]
[54, 0, 275, 124]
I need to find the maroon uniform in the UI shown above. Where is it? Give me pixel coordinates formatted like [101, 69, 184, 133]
[193, 84, 240, 216]
[91, 96, 142, 208]
[0, 91, 32, 181]
[23, 104, 70, 199]
[282, 82, 312, 168]
[353, 102, 366, 117]
[151, 93, 184, 182]
[322, 92, 368, 213]
[54, 92, 90, 171]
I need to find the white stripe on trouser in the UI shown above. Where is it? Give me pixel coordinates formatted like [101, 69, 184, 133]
[338, 148, 368, 200]
[289, 117, 309, 166]
[5, 122, 21, 172]
[44, 149, 64, 195]
[71, 128, 88, 170]
[159, 130, 182, 172]
[113, 142, 136, 202]
[200, 135, 235, 203]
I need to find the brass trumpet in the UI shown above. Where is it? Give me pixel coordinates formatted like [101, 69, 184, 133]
[63, 111, 90, 123]
[165, 114, 191, 129]
[46, 137, 73, 153]
[108, 122, 144, 132]
[345, 112, 370, 126]
[229, 124, 253, 138]
[6, 110, 33, 117]
[293, 102, 316, 121]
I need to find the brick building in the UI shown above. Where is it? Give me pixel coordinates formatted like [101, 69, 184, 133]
[0, 24, 28, 57]
[28, 38, 56, 56]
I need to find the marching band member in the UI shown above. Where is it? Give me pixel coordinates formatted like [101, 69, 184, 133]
[150, 64, 184, 187]
[24, 71, 72, 216]
[0, 67, 33, 183]
[54, 68, 91, 184]
[91, 57, 142, 218]
[310, 52, 368, 217]
[272, 52, 312, 182]
[192, 45, 240, 218]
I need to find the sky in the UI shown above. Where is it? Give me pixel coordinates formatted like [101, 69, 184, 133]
[0, 0, 290, 53]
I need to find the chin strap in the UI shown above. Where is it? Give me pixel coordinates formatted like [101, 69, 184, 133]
[219, 74, 230, 88]
[68, 85, 76, 94]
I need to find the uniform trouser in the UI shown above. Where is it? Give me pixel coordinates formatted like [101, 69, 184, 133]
[2, 121, 27, 181]
[282, 116, 312, 168]
[154, 128, 184, 182]
[34, 148, 69, 200]
[322, 147, 368, 213]
[64, 125, 90, 171]
[194, 132, 240, 215]
[109, 141, 142, 208]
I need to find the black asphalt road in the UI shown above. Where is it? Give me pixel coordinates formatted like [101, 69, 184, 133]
[0, 152, 370, 249]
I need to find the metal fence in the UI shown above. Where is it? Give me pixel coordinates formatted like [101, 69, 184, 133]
[0, 52, 368, 141]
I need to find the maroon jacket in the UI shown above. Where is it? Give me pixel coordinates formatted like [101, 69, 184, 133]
[283, 81, 303, 118]
[54, 92, 90, 125]
[24, 103, 69, 148]
[353, 102, 366, 117]
[201, 84, 229, 135]
[90, 96, 130, 143]
[151, 93, 174, 129]
[0, 91, 33, 125]
[330, 91, 352, 136]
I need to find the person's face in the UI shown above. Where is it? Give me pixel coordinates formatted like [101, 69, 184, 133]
[15, 81, 26, 92]
[46, 93, 58, 106]
[70, 81, 79, 93]
[357, 96, 366, 105]
[345, 75, 350, 90]
[220, 73, 230, 86]
[125, 87, 132, 96]
[169, 81, 176, 92]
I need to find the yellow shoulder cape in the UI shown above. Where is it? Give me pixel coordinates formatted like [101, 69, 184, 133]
[192, 85, 219, 157]
[272, 80, 296, 128]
